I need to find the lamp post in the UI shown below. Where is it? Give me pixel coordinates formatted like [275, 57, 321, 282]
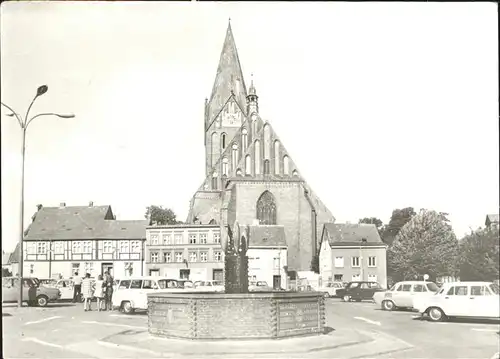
[1, 85, 75, 308]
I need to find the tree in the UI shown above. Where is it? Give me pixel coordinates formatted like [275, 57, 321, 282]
[459, 227, 499, 282]
[359, 217, 384, 238]
[382, 207, 417, 245]
[387, 209, 459, 282]
[144, 206, 181, 226]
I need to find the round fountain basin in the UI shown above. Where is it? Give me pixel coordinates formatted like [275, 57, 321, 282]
[147, 291, 326, 340]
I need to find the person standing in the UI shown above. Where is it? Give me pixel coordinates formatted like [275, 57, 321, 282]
[72, 272, 82, 303]
[94, 275, 105, 311]
[104, 271, 114, 311]
[81, 273, 94, 311]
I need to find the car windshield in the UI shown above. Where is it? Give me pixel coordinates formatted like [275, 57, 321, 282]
[489, 283, 499, 295]
[426, 282, 439, 292]
[157, 279, 179, 289]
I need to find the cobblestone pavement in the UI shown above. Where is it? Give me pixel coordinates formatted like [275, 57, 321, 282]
[2, 299, 499, 358]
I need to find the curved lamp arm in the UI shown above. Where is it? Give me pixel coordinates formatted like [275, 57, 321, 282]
[1, 102, 24, 128]
[26, 112, 75, 130]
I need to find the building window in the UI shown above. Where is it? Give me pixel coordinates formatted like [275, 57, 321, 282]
[72, 263, 80, 273]
[283, 155, 289, 175]
[164, 252, 172, 263]
[351, 257, 360, 267]
[368, 274, 377, 282]
[189, 233, 197, 244]
[124, 262, 133, 277]
[30, 264, 34, 274]
[37, 242, 47, 254]
[245, 155, 251, 175]
[352, 274, 361, 281]
[214, 251, 223, 262]
[151, 252, 159, 262]
[273, 257, 280, 269]
[274, 141, 280, 175]
[263, 160, 270, 175]
[150, 234, 159, 245]
[120, 241, 130, 253]
[212, 172, 218, 190]
[368, 256, 376, 267]
[256, 190, 277, 225]
[103, 241, 113, 253]
[131, 241, 141, 253]
[163, 234, 171, 245]
[175, 252, 183, 263]
[221, 133, 227, 150]
[222, 157, 229, 176]
[334, 257, 344, 268]
[174, 234, 183, 244]
[254, 140, 261, 174]
[292, 169, 299, 177]
[200, 252, 208, 262]
[334, 274, 343, 282]
[213, 233, 221, 244]
[232, 143, 239, 171]
[199, 233, 207, 244]
[72, 241, 82, 253]
[242, 128, 248, 152]
[54, 241, 64, 254]
[263, 124, 271, 159]
[27, 243, 36, 254]
[236, 169, 242, 176]
[84, 262, 94, 275]
[211, 132, 219, 166]
[189, 252, 197, 262]
[83, 241, 92, 253]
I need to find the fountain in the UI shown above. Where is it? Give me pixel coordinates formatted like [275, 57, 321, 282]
[147, 221, 326, 340]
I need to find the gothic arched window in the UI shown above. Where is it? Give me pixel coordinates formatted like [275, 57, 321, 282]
[255, 140, 261, 175]
[256, 191, 277, 225]
[283, 155, 290, 176]
[263, 124, 271, 159]
[242, 128, 248, 153]
[245, 155, 251, 175]
[274, 140, 280, 175]
[222, 157, 229, 176]
[263, 160, 270, 175]
[212, 172, 218, 190]
[221, 133, 227, 150]
[232, 143, 239, 171]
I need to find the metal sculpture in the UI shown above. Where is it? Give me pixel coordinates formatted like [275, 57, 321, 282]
[221, 220, 249, 294]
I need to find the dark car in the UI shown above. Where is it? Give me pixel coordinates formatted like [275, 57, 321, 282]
[335, 281, 385, 302]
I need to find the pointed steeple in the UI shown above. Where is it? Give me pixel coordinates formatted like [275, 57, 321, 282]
[247, 73, 259, 114]
[207, 21, 248, 126]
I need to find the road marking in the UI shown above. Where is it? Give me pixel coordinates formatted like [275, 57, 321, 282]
[354, 316, 382, 326]
[471, 328, 500, 332]
[82, 320, 147, 330]
[22, 337, 63, 349]
[24, 316, 62, 325]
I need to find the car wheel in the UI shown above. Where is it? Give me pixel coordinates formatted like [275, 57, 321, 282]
[343, 295, 351, 302]
[37, 295, 48, 307]
[382, 300, 395, 311]
[121, 301, 134, 314]
[428, 307, 446, 322]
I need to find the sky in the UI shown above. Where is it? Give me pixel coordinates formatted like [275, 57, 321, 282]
[1, 2, 498, 252]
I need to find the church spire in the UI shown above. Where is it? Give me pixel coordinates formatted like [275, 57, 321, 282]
[247, 73, 258, 114]
[206, 21, 248, 126]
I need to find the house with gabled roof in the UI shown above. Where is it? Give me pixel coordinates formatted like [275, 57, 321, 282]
[485, 214, 499, 229]
[319, 223, 388, 288]
[155, 21, 336, 283]
[22, 202, 148, 279]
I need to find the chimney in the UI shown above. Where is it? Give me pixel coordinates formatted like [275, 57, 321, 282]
[59, 202, 66, 208]
[89, 201, 93, 207]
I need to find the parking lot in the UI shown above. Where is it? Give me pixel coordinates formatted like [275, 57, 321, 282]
[2, 299, 499, 358]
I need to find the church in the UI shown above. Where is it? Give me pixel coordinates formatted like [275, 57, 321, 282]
[183, 21, 336, 274]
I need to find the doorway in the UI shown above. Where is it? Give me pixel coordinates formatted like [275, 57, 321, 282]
[149, 269, 160, 277]
[213, 269, 223, 281]
[102, 263, 114, 277]
[180, 269, 190, 280]
[273, 275, 282, 289]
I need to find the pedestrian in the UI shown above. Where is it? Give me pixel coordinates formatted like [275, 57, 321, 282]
[81, 273, 94, 311]
[104, 271, 114, 311]
[72, 272, 82, 303]
[94, 274, 105, 311]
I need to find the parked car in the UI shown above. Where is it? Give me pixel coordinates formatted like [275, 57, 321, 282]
[373, 281, 439, 311]
[2, 277, 61, 307]
[38, 278, 58, 287]
[177, 280, 194, 289]
[336, 281, 385, 302]
[414, 281, 500, 322]
[112, 277, 183, 314]
[193, 280, 225, 292]
[249, 281, 273, 292]
[320, 282, 345, 298]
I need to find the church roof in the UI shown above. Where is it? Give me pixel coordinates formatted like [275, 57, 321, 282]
[485, 214, 499, 226]
[248, 225, 286, 247]
[323, 223, 385, 247]
[206, 22, 248, 126]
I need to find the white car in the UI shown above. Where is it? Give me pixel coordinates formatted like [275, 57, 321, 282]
[320, 282, 345, 298]
[193, 280, 224, 292]
[373, 281, 439, 311]
[112, 277, 183, 314]
[414, 281, 500, 322]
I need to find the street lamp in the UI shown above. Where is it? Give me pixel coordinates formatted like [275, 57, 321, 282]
[1, 85, 75, 308]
